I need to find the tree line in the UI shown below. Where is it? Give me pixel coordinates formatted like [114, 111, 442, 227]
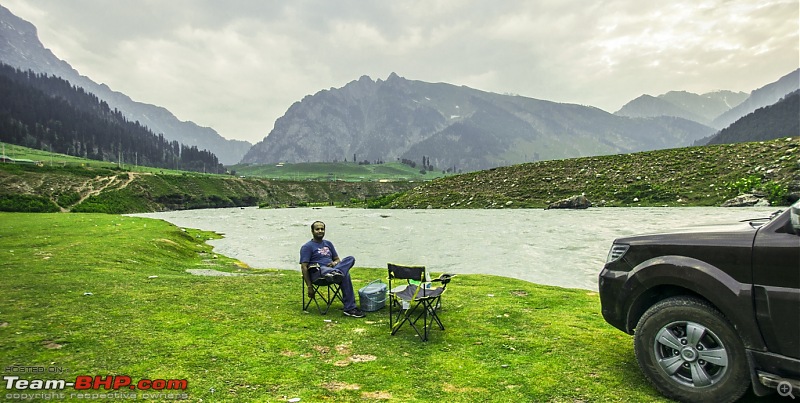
[0, 63, 224, 173]
[400, 156, 437, 173]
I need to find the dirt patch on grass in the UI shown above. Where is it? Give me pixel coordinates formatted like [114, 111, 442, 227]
[442, 383, 487, 393]
[333, 354, 377, 367]
[350, 354, 376, 363]
[42, 341, 63, 349]
[186, 269, 249, 277]
[361, 391, 392, 400]
[321, 381, 360, 391]
[335, 343, 351, 355]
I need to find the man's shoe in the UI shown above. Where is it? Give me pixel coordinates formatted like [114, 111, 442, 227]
[343, 308, 366, 318]
[325, 270, 344, 284]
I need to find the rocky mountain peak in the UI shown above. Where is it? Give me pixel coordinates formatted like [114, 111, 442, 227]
[241, 73, 716, 171]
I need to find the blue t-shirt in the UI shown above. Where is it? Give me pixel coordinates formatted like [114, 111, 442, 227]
[300, 239, 338, 267]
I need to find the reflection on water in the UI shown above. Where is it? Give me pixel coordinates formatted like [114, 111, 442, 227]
[133, 206, 778, 291]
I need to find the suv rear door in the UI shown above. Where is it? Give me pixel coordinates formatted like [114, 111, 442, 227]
[752, 212, 800, 359]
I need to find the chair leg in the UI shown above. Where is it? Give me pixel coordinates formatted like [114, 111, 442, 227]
[427, 298, 445, 330]
[408, 305, 426, 341]
[391, 301, 417, 337]
[303, 282, 342, 315]
[390, 303, 409, 336]
[403, 302, 430, 341]
[315, 287, 328, 314]
[389, 296, 395, 330]
[321, 284, 342, 314]
[390, 297, 409, 335]
[302, 280, 310, 311]
[422, 304, 428, 341]
[391, 297, 445, 342]
[420, 303, 430, 341]
[415, 300, 446, 340]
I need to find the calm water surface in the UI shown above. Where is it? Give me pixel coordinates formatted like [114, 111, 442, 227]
[134, 207, 778, 291]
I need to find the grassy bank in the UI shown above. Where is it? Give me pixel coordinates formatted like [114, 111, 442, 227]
[0, 164, 417, 213]
[2, 138, 798, 213]
[232, 161, 446, 182]
[0, 213, 773, 402]
[390, 137, 800, 208]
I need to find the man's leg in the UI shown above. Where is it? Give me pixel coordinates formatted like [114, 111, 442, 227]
[307, 265, 322, 282]
[330, 256, 356, 311]
[332, 256, 355, 275]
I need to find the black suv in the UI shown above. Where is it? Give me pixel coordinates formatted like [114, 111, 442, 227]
[599, 200, 800, 402]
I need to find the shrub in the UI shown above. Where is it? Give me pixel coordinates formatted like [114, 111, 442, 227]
[0, 194, 60, 212]
[726, 175, 761, 195]
[763, 181, 790, 205]
[615, 182, 676, 204]
[56, 192, 81, 207]
[71, 189, 152, 214]
[366, 192, 404, 208]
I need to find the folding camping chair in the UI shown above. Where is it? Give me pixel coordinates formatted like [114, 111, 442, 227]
[388, 263, 454, 341]
[302, 265, 344, 315]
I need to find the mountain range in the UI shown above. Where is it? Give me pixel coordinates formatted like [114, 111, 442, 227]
[0, 5, 251, 165]
[242, 68, 797, 171]
[1, 5, 797, 172]
[614, 90, 749, 128]
[705, 90, 799, 145]
[615, 69, 799, 130]
[711, 70, 800, 129]
[241, 74, 719, 171]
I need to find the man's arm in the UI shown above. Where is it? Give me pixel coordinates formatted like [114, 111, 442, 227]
[327, 241, 339, 267]
[301, 262, 310, 284]
[301, 262, 314, 297]
[300, 243, 313, 289]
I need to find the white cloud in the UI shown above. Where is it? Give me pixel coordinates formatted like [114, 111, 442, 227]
[2, 0, 797, 142]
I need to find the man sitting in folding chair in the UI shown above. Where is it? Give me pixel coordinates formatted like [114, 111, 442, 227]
[388, 263, 454, 341]
[300, 221, 366, 318]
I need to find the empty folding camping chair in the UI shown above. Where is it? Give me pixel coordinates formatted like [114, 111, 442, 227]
[302, 264, 344, 315]
[388, 263, 454, 341]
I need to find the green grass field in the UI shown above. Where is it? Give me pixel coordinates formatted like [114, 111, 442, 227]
[231, 161, 446, 182]
[2, 142, 448, 182]
[2, 143, 92, 165]
[1, 142, 226, 176]
[0, 213, 774, 402]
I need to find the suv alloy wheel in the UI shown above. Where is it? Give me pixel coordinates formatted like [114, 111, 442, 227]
[634, 296, 750, 403]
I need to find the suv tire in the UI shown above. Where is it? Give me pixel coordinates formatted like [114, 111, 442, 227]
[634, 296, 749, 403]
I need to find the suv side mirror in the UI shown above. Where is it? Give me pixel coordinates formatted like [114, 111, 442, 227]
[791, 200, 800, 234]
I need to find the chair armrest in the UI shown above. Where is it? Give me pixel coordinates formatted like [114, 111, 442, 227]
[431, 273, 456, 285]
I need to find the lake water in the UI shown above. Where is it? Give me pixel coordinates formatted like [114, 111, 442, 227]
[133, 207, 779, 291]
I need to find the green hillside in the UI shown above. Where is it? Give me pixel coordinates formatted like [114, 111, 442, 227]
[389, 137, 800, 209]
[0, 143, 419, 213]
[0, 142, 210, 174]
[2, 138, 798, 213]
[231, 161, 446, 182]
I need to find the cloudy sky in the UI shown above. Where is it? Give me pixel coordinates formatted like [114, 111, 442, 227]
[4, 1, 798, 144]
